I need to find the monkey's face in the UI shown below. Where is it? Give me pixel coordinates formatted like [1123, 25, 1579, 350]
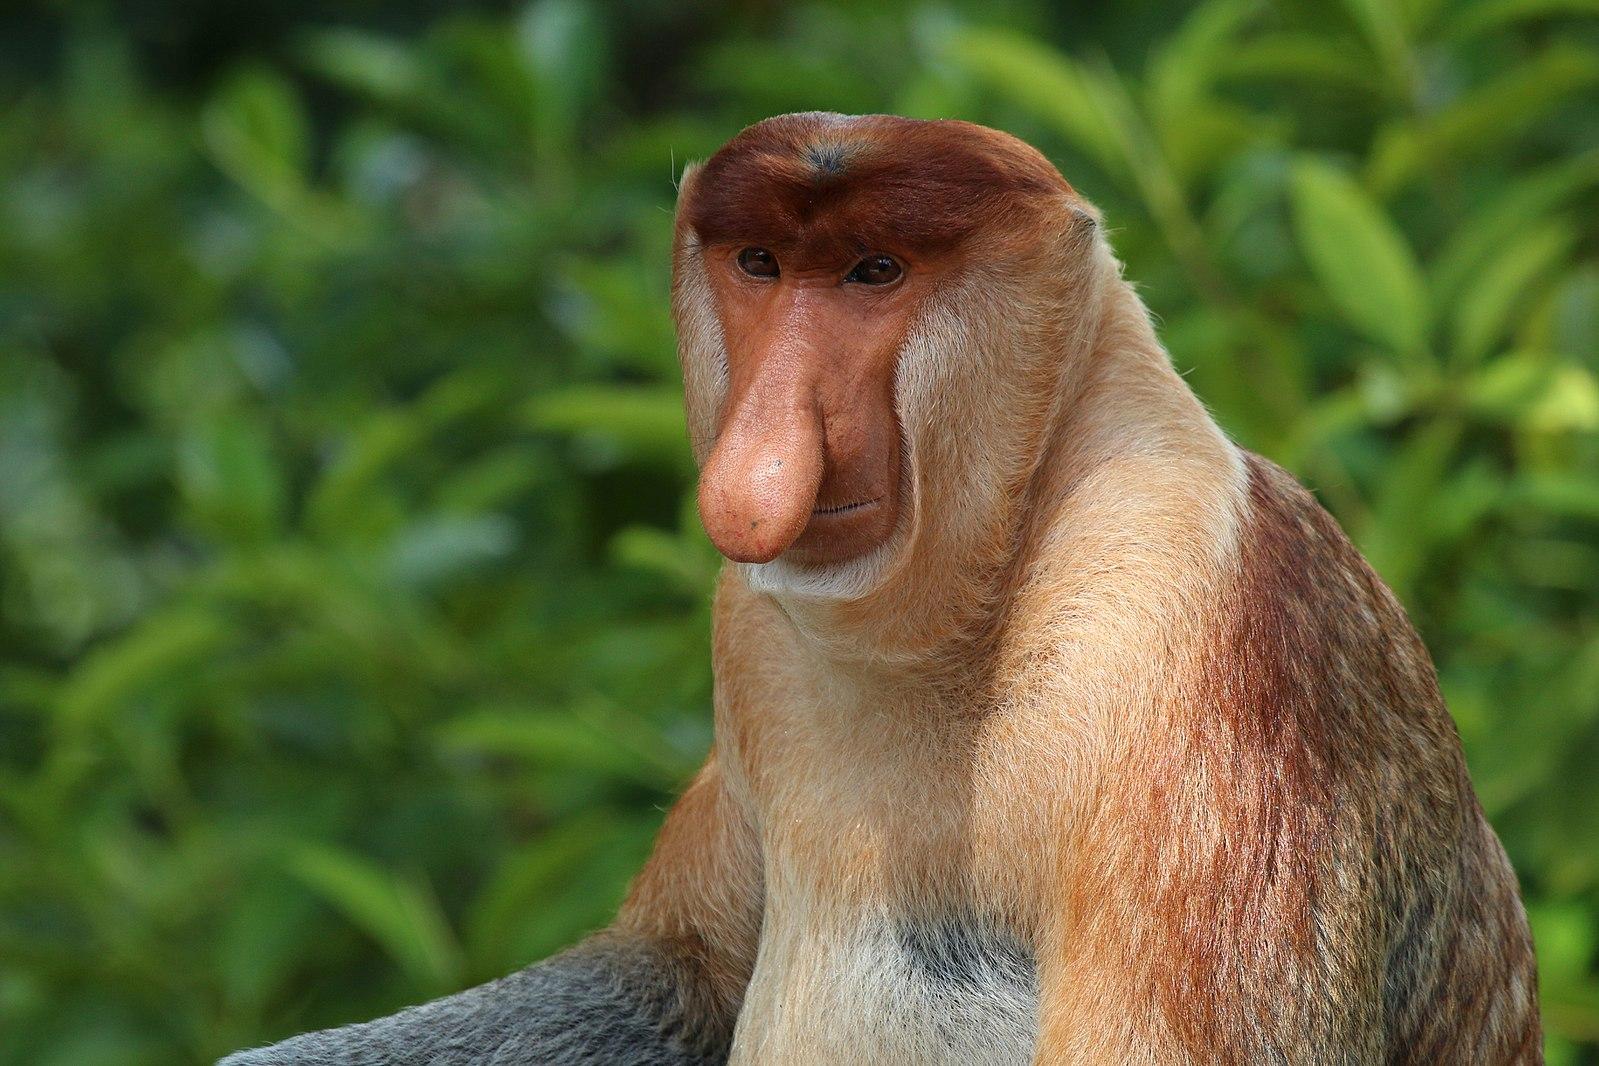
[674, 113, 1079, 580]
[689, 239, 922, 568]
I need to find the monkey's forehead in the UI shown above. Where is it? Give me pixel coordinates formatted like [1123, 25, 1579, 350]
[679, 113, 1076, 261]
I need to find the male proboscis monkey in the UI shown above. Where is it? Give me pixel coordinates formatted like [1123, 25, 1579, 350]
[223, 113, 1541, 1065]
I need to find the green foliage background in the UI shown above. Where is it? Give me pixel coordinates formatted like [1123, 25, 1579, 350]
[2, 0, 1597, 1061]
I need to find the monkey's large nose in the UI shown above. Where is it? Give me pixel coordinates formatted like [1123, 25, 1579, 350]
[697, 374, 825, 564]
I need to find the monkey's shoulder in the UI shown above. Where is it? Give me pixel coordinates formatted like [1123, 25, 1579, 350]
[1186, 450, 1476, 834]
[1223, 451, 1446, 731]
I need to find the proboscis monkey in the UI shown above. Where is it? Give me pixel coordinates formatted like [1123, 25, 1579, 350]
[223, 113, 1541, 1066]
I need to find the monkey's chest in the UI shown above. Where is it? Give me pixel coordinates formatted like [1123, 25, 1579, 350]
[729, 910, 1039, 1065]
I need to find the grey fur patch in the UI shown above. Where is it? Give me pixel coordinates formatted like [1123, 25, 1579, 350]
[218, 939, 729, 1066]
[799, 135, 860, 177]
[896, 912, 1035, 991]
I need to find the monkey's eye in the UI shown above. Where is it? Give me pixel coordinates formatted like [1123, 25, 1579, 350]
[737, 247, 779, 278]
[845, 254, 903, 286]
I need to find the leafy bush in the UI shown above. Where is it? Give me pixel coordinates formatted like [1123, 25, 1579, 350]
[1, 1, 1595, 1061]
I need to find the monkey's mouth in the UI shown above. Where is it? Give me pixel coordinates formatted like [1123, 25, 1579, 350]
[811, 497, 883, 518]
[785, 490, 897, 568]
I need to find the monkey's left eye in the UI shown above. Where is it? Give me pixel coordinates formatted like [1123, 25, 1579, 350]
[845, 255, 903, 286]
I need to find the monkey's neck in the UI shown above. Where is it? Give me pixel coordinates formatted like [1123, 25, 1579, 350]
[750, 277, 1245, 696]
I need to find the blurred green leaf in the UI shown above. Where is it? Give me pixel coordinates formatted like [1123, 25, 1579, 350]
[516, 0, 607, 160]
[1290, 159, 1431, 357]
[1147, 0, 1256, 125]
[1429, 151, 1599, 310]
[56, 609, 230, 732]
[383, 515, 519, 590]
[610, 525, 717, 595]
[1354, 418, 1463, 597]
[1336, 0, 1414, 93]
[214, 875, 319, 1014]
[462, 813, 611, 974]
[525, 386, 690, 469]
[1448, 0, 1599, 38]
[1369, 46, 1599, 192]
[1216, 34, 1385, 96]
[436, 706, 681, 790]
[1528, 365, 1599, 433]
[202, 68, 312, 217]
[300, 30, 428, 106]
[1148, 0, 1274, 184]
[178, 415, 287, 543]
[286, 846, 462, 991]
[1452, 222, 1579, 364]
[942, 28, 1127, 176]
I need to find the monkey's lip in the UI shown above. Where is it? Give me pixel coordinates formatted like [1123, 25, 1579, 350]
[787, 489, 898, 566]
[810, 496, 884, 518]
[789, 495, 892, 565]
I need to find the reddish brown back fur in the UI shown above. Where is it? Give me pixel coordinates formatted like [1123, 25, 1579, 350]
[1085, 454, 1541, 1062]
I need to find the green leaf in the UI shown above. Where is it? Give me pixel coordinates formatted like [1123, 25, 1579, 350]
[1465, 351, 1561, 418]
[303, 410, 425, 538]
[1400, 0, 1455, 34]
[286, 845, 462, 990]
[1290, 159, 1430, 357]
[1429, 150, 1599, 308]
[1512, 475, 1599, 522]
[383, 514, 519, 590]
[436, 706, 680, 789]
[1355, 419, 1463, 597]
[177, 414, 286, 543]
[609, 525, 717, 595]
[941, 28, 1127, 176]
[299, 29, 427, 105]
[202, 67, 310, 213]
[551, 258, 679, 376]
[1529, 901, 1598, 984]
[516, 0, 607, 157]
[56, 609, 230, 730]
[462, 814, 611, 973]
[1147, 0, 1257, 123]
[1215, 34, 1387, 96]
[525, 386, 691, 469]
[1465, 353, 1599, 432]
[1448, 0, 1599, 39]
[1529, 365, 1599, 432]
[1336, 0, 1414, 92]
[1533, 266, 1599, 357]
[1370, 47, 1599, 192]
[1451, 221, 1578, 364]
[215, 875, 319, 1013]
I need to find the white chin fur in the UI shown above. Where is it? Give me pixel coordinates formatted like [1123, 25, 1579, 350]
[739, 537, 898, 603]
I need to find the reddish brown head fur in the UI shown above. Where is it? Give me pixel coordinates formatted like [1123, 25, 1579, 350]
[682, 112, 1072, 268]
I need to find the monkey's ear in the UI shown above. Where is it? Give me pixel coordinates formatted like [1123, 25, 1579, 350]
[1065, 200, 1101, 232]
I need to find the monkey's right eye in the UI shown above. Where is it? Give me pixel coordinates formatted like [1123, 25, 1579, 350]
[737, 248, 779, 278]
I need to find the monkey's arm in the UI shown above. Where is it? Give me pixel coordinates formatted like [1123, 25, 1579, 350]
[220, 759, 761, 1066]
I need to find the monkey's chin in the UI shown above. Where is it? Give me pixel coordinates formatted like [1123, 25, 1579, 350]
[743, 543, 894, 603]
